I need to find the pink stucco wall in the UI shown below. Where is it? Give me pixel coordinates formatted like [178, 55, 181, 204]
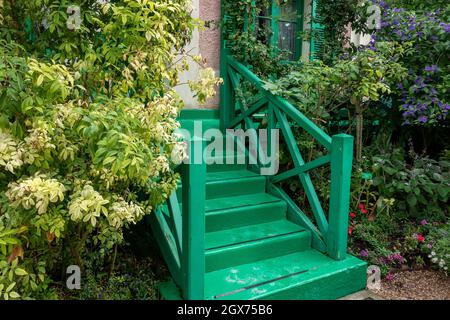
[199, 0, 221, 108]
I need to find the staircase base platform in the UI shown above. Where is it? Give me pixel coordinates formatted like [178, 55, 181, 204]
[158, 251, 367, 300]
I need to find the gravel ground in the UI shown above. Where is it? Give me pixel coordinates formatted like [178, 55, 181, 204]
[374, 270, 450, 300]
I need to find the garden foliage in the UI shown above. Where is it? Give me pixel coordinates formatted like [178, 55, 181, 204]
[0, 0, 219, 299]
[222, 0, 450, 277]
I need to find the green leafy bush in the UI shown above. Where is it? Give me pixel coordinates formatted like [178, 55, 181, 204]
[348, 147, 450, 276]
[371, 148, 450, 221]
[0, 0, 219, 299]
[265, 41, 407, 159]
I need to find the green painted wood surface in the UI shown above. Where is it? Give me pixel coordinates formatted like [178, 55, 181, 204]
[226, 56, 332, 149]
[205, 220, 304, 249]
[205, 229, 311, 273]
[271, 154, 331, 183]
[310, 0, 326, 61]
[180, 137, 207, 299]
[270, 1, 280, 49]
[177, 170, 267, 200]
[149, 209, 182, 286]
[205, 193, 280, 212]
[167, 192, 183, 259]
[206, 199, 286, 232]
[204, 250, 366, 300]
[327, 134, 354, 260]
[155, 3, 361, 296]
[268, 184, 327, 253]
[152, 0, 362, 300]
[273, 107, 329, 236]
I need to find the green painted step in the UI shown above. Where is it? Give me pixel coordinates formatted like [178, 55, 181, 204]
[206, 170, 266, 199]
[205, 221, 311, 272]
[205, 193, 281, 212]
[179, 109, 219, 120]
[205, 220, 304, 250]
[206, 154, 247, 172]
[178, 119, 221, 137]
[177, 170, 267, 200]
[206, 200, 287, 232]
[204, 250, 367, 300]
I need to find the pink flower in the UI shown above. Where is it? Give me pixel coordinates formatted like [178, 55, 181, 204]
[358, 203, 367, 214]
[349, 212, 356, 219]
[385, 273, 394, 281]
[416, 234, 425, 242]
[348, 226, 354, 235]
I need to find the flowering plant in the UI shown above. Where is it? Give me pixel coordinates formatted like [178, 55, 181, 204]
[372, 0, 450, 125]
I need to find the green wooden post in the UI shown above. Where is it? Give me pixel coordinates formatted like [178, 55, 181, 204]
[181, 137, 206, 299]
[270, 1, 280, 49]
[250, 0, 257, 33]
[220, 3, 232, 132]
[327, 134, 354, 260]
[220, 50, 232, 132]
[294, 0, 305, 60]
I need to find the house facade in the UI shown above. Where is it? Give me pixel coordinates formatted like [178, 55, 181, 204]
[178, 0, 369, 109]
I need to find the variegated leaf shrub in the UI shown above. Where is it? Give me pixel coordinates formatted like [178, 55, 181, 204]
[0, 0, 220, 299]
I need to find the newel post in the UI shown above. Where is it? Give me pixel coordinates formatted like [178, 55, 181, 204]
[181, 137, 206, 299]
[327, 134, 354, 260]
[220, 1, 232, 132]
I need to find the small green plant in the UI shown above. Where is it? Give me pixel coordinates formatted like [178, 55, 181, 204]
[371, 148, 450, 221]
[425, 221, 450, 274]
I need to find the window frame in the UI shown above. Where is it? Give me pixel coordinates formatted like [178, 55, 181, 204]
[255, 0, 305, 61]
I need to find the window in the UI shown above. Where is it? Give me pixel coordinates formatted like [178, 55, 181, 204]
[255, 0, 304, 60]
[254, 0, 324, 61]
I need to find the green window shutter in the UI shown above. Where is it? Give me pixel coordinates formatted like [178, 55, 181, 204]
[310, 0, 325, 61]
[255, 0, 304, 61]
[277, 0, 304, 60]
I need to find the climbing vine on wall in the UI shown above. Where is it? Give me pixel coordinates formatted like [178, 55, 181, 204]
[222, 0, 293, 78]
[313, 0, 371, 64]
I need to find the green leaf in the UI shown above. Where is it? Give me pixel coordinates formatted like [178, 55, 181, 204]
[14, 268, 28, 276]
[36, 74, 44, 86]
[5, 282, 16, 293]
[407, 194, 417, 207]
[384, 167, 397, 175]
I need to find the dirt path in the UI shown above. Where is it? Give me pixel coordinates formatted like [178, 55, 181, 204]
[374, 270, 450, 300]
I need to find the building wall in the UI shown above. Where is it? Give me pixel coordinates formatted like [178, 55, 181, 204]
[176, 0, 221, 109]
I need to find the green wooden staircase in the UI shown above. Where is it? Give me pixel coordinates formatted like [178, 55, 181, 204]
[150, 5, 367, 296]
[150, 108, 367, 300]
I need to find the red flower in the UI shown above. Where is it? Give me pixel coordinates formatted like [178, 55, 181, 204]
[358, 203, 368, 214]
[417, 234, 425, 242]
[348, 226, 354, 235]
[349, 212, 356, 219]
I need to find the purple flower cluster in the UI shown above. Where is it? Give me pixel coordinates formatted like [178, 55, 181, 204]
[440, 22, 450, 33]
[370, 1, 449, 125]
[381, 253, 405, 266]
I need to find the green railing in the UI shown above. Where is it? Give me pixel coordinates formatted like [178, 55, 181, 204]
[220, 52, 354, 261]
[151, 137, 206, 300]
